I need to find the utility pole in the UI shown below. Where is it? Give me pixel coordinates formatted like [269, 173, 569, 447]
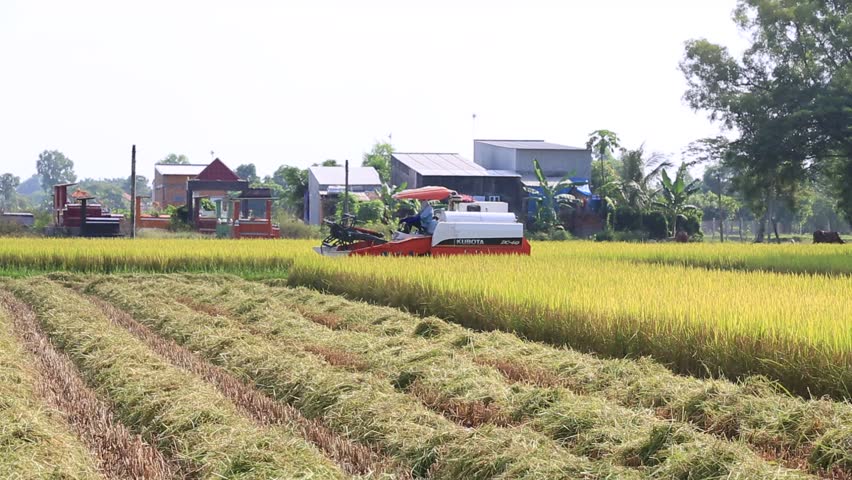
[717, 173, 724, 243]
[130, 145, 137, 239]
[343, 159, 350, 219]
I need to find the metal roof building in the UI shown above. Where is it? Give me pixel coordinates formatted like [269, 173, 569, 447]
[390, 152, 525, 217]
[473, 139, 593, 184]
[306, 166, 382, 225]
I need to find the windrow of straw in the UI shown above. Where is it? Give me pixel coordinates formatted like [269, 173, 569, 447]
[9, 278, 346, 480]
[117, 275, 818, 479]
[0, 293, 102, 480]
[263, 281, 852, 477]
[84, 276, 642, 480]
[286, 251, 852, 400]
[0, 291, 176, 480]
[87, 294, 402, 478]
[90, 275, 813, 480]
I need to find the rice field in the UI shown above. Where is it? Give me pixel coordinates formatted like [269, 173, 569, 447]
[0, 238, 850, 478]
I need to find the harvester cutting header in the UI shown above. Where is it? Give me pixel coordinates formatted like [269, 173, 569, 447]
[315, 185, 530, 257]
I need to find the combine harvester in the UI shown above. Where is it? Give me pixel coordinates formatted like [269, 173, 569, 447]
[315, 186, 530, 256]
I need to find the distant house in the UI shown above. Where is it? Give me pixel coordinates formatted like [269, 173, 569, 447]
[391, 153, 524, 215]
[474, 139, 594, 216]
[306, 166, 382, 225]
[153, 164, 207, 207]
[474, 139, 592, 187]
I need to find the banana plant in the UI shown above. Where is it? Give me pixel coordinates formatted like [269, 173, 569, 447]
[378, 182, 415, 224]
[653, 163, 702, 236]
[525, 159, 584, 232]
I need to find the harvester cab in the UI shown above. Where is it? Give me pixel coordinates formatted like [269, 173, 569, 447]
[314, 186, 530, 257]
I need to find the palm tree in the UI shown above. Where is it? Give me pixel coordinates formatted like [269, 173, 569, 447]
[586, 130, 621, 191]
[525, 159, 584, 231]
[653, 163, 701, 236]
[616, 145, 673, 210]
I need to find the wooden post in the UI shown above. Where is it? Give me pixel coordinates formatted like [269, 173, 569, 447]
[130, 145, 137, 238]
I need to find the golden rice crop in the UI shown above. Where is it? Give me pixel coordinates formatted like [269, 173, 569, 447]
[288, 250, 852, 399]
[0, 238, 316, 275]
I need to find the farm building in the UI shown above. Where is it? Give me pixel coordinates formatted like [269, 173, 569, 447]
[306, 166, 382, 225]
[473, 139, 593, 184]
[390, 153, 524, 216]
[153, 164, 208, 207]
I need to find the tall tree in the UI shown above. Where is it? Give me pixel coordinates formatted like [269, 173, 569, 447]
[235, 164, 258, 182]
[36, 150, 76, 193]
[680, 0, 852, 225]
[0, 173, 21, 212]
[157, 153, 190, 165]
[362, 142, 393, 184]
[586, 130, 621, 192]
[320, 159, 339, 167]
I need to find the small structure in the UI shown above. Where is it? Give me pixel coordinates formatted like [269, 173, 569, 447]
[153, 164, 208, 207]
[48, 183, 122, 237]
[390, 153, 524, 216]
[228, 188, 281, 239]
[0, 213, 34, 227]
[306, 166, 381, 225]
[134, 195, 171, 230]
[185, 159, 249, 231]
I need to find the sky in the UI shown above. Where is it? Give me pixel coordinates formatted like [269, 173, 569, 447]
[0, 0, 748, 182]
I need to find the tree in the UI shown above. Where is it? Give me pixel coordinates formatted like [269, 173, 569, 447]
[157, 154, 190, 165]
[271, 165, 309, 218]
[36, 150, 76, 193]
[377, 182, 414, 225]
[653, 163, 702, 236]
[235, 164, 259, 182]
[586, 130, 621, 191]
[614, 145, 672, 209]
[680, 0, 852, 224]
[525, 159, 583, 232]
[0, 173, 21, 212]
[362, 142, 393, 184]
[320, 159, 339, 167]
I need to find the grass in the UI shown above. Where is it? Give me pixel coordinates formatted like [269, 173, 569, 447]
[9, 278, 346, 480]
[0, 292, 102, 479]
[89, 274, 816, 479]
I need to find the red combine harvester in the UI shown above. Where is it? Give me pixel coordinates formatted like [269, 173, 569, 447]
[315, 186, 530, 257]
[47, 183, 123, 237]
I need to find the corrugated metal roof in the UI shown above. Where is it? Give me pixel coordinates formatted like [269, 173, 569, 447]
[155, 164, 208, 176]
[476, 140, 586, 151]
[309, 166, 381, 186]
[393, 153, 520, 177]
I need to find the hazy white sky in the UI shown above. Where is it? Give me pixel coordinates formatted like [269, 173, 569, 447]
[0, 0, 746, 181]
